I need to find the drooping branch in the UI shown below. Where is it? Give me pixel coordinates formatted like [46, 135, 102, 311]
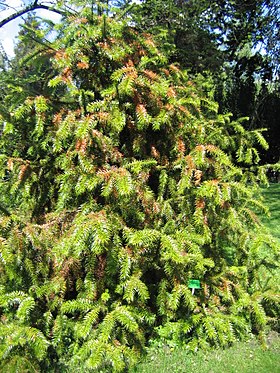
[0, 2, 69, 28]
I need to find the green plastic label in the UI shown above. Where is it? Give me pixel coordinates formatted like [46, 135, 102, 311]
[188, 279, 201, 289]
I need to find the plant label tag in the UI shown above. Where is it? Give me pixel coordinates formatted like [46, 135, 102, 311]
[188, 279, 201, 289]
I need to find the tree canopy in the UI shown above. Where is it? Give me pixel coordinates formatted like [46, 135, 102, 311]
[2, 0, 278, 164]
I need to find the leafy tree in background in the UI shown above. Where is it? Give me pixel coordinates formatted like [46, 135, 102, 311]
[132, 0, 223, 73]
[133, 0, 279, 76]
[132, 0, 280, 166]
[0, 1, 279, 372]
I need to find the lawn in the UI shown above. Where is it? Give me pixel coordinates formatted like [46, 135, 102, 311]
[261, 183, 280, 242]
[131, 333, 280, 373]
[130, 183, 280, 373]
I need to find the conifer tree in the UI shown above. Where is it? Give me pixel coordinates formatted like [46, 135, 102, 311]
[0, 2, 279, 371]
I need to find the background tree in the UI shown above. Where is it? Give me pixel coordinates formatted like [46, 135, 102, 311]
[131, 0, 280, 166]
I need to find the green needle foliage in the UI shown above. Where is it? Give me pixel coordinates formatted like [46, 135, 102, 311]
[0, 3, 279, 371]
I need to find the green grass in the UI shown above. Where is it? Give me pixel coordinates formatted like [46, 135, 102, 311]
[130, 183, 280, 373]
[131, 333, 280, 373]
[259, 183, 280, 287]
[261, 183, 280, 242]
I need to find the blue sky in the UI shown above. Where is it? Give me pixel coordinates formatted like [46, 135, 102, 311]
[0, 0, 61, 57]
[0, 0, 22, 56]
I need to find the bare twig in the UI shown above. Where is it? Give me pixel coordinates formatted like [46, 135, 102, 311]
[0, 2, 68, 28]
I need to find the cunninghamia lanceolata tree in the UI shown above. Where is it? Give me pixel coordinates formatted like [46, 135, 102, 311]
[0, 4, 279, 372]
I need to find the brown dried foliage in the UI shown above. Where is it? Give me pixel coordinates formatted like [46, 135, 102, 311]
[167, 87, 176, 98]
[95, 253, 107, 279]
[194, 169, 203, 185]
[77, 61, 89, 69]
[177, 137, 186, 155]
[143, 70, 159, 81]
[75, 138, 88, 155]
[18, 164, 31, 182]
[196, 198, 205, 209]
[136, 104, 147, 116]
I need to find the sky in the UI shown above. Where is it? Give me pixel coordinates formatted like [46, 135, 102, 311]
[0, 0, 61, 57]
[0, 0, 22, 56]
